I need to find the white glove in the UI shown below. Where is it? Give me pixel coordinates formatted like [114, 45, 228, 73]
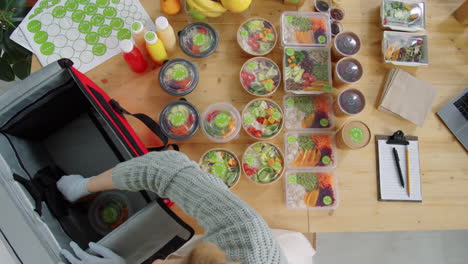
[56, 175, 92, 202]
[61, 241, 125, 264]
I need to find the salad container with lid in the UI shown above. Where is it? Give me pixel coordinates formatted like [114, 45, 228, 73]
[285, 171, 338, 209]
[285, 132, 337, 171]
[159, 58, 199, 96]
[281, 11, 331, 47]
[283, 94, 335, 130]
[160, 99, 200, 141]
[382, 31, 428, 66]
[201, 102, 241, 143]
[240, 57, 281, 96]
[237, 18, 277, 56]
[178, 22, 219, 58]
[381, 0, 426, 32]
[242, 99, 284, 140]
[284, 46, 332, 94]
[242, 142, 284, 185]
[199, 148, 241, 188]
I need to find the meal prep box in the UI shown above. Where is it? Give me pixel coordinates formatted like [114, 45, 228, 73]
[283, 94, 335, 130]
[281, 11, 331, 47]
[381, 0, 426, 32]
[382, 31, 428, 66]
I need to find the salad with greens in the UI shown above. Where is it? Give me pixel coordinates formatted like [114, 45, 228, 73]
[200, 149, 240, 188]
[382, 0, 425, 30]
[202, 102, 241, 143]
[241, 57, 281, 96]
[242, 99, 283, 140]
[237, 18, 277, 56]
[242, 142, 284, 184]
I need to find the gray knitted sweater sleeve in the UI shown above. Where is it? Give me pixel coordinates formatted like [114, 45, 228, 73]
[111, 151, 287, 264]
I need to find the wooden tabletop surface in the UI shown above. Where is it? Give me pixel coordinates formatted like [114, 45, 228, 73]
[32, 0, 468, 234]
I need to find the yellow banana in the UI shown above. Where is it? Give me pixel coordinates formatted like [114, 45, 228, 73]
[187, 0, 223, 17]
[194, 0, 227, 13]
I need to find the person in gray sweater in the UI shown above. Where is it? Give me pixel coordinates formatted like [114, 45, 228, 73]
[57, 151, 288, 264]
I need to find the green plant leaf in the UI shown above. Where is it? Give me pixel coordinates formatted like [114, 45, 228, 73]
[0, 58, 15, 81]
[12, 56, 31, 79]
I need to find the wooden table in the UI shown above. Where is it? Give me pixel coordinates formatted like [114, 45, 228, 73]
[32, 0, 468, 234]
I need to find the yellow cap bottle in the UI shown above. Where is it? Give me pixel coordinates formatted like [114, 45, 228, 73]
[144, 31, 168, 65]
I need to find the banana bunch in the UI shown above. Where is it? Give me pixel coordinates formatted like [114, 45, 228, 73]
[187, 0, 226, 17]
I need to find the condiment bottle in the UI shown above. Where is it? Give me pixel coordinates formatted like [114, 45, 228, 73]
[144, 31, 168, 65]
[131, 21, 147, 50]
[155, 16, 176, 53]
[119, 39, 147, 73]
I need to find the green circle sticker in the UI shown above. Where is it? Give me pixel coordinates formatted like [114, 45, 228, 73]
[110, 17, 124, 29]
[172, 65, 189, 81]
[40, 42, 55, 55]
[286, 48, 295, 56]
[103, 6, 117, 18]
[287, 136, 296, 144]
[111, 0, 120, 4]
[91, 14, 105, 26]
[77, 0, 89, 4]
[117, 28, 131, 40]
[349, 127, 364, 142]
[169, 112, 187, 127]
[240, 29, 248, 37]
[272, 111, 282, 120]
[52, 6, 66, 18]
[71, 10, 85, 23]
[98, 25, 112, 38]
[286, 16, 293, 24]
[286, 98, 294, 106]
[64, 0, 78, 11]
[27, 20, 41, 33]
[272, 162, 282, 171]
[320, 118, 329, 127]
[245, 156, 254, 165]
[214, 112, 231, 128]
[192, 32, 208, 46]
[323, 195, 333, 205]
[247, 62, 257, 70]
[244, 116, 254, 124]
[264, 82, 273, 90]
[34, 31, 48, 44]
[288, 175, 297, 183]
[84, 3, 97, 15]
[85, 32, 99, 45]
[78, 21, 92, 34]
[322, 156, 331, 165]
[211, 163, 227, 177]
[266, 33, 274, 41]
[290, 0, 299, 3]
[318, 35, 326, 44]
[96, 0, 109, 8]
[92, 43, 107, 56]
[39, 1, 49, 8]
[51, 0, 60, 4]
[323, 84, 332, 92]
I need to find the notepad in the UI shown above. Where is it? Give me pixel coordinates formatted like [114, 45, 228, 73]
[376, 135, 422, 202]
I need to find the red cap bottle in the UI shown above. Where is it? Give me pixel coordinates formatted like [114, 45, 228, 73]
[119, 39, 147, 73]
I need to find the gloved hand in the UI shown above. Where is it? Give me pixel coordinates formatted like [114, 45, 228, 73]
[56, 175, 92, 202]
[61, 241, 126, 264]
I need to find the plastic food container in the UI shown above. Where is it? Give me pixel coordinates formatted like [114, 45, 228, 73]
[159, 58, 199, 96]
[285, 131, 337, 170]
[199, 148, 241, 188]
[160, 99, 200, 140]
[178, 22, 219, 58]
[281, 11, 331, 47]
[333, 88, 366, 116]
[381, 0, 426, 32]
[382, 31, 428, 66]
[240, 57, 281, 96]
[330, 6, 345, 21]
[333, 57, 363, 88]
[242, 99, 284, 140]
[314, 0, 331, 13]
[284, 46, 332, 93]
[242, 142, 284, 185]
[201, 102, 241, 143]
[336, 120, 371, 149]
[285, 171, 338, 209]
[331, 21, 343, 36]
[332, 31, 361, 60]
[237, 18, 277, 56]
[283, 94, 335, 130]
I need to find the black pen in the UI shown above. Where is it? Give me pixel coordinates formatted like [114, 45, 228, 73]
[392, 147, 405, 188]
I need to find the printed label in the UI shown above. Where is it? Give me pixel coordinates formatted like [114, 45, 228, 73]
[286, 48, 295, 56]
[193, 32, 208, 46]
[169, 112, 187, 127]
[272, 162, 282, 171]
[320, 118, 329, 127]
[272, 111, 282, 120]
[214, 112, 231, 128]
[318, 35, 326, 44]
[172, 65, 189, 81]
[286, 98, 294, 107]
[288, 175, 297, 183]
[349, 127, 364, 142]
[321, 156, 331, 165]
[287, 136, 296, 144]
[323, 84, 332, 92]
[244, 116, 254, 124]
[247, 62, 257, 70]
[323, 196, 332, 205]
[211, 163, 227, 177]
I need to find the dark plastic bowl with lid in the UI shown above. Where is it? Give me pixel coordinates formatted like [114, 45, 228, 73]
[178, 22, 219, 58]
[160, 99, 200, 141]
[159, 58, 199, 96]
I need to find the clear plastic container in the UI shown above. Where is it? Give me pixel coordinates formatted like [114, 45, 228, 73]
[199, 148, 241, 188]
[332, 31, 361, 59]
[283, 94, 335, 130]
[242, 142, 284, 185]
[283, 46, 332, 94]
[381, 0, 426, 32]
[240, 57, 281, 96]
[242, 98, 284, 140]
[382, 31, 428, 66]
[237, 18, 277, 56]
[159, 58, 199, 96]
[160, 99, 200, 141]
[183, 0, 253, 24]
[281, 11, 331, 47]
[285, 171, 338, 209]
[201, 102, 241, 143]
[178, 22, 219, 58]
[284, 131, 337, 171]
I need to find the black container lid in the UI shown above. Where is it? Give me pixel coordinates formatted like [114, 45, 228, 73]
[159, 58, 199, 96]
[159, 99, 200, 141]
[178, 22, 219, 58]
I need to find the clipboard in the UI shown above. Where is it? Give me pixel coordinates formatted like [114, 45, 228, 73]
[376, 131, 422, 202]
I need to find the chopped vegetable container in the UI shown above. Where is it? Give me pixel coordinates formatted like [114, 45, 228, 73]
[382, 31, 428, 66]
[242, 142, 284, 185]
[285, 171, 338, 209]
[283, 94, 335, 130]
[381, 0, 426, 32]
[159, 58, 199, 96]
[199, 148, 241, 188]
[285, 132, 337, 170]
[283, 46, 332, 93]
[178, 22, 219, 58]
[201, 102, 241, 143]
[160, 99, 200, 141]
[242, 99, 284, 140]
[237, 18, 277, 56]
[240, 57, 281, 96]
[281, 11, 331, 46]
